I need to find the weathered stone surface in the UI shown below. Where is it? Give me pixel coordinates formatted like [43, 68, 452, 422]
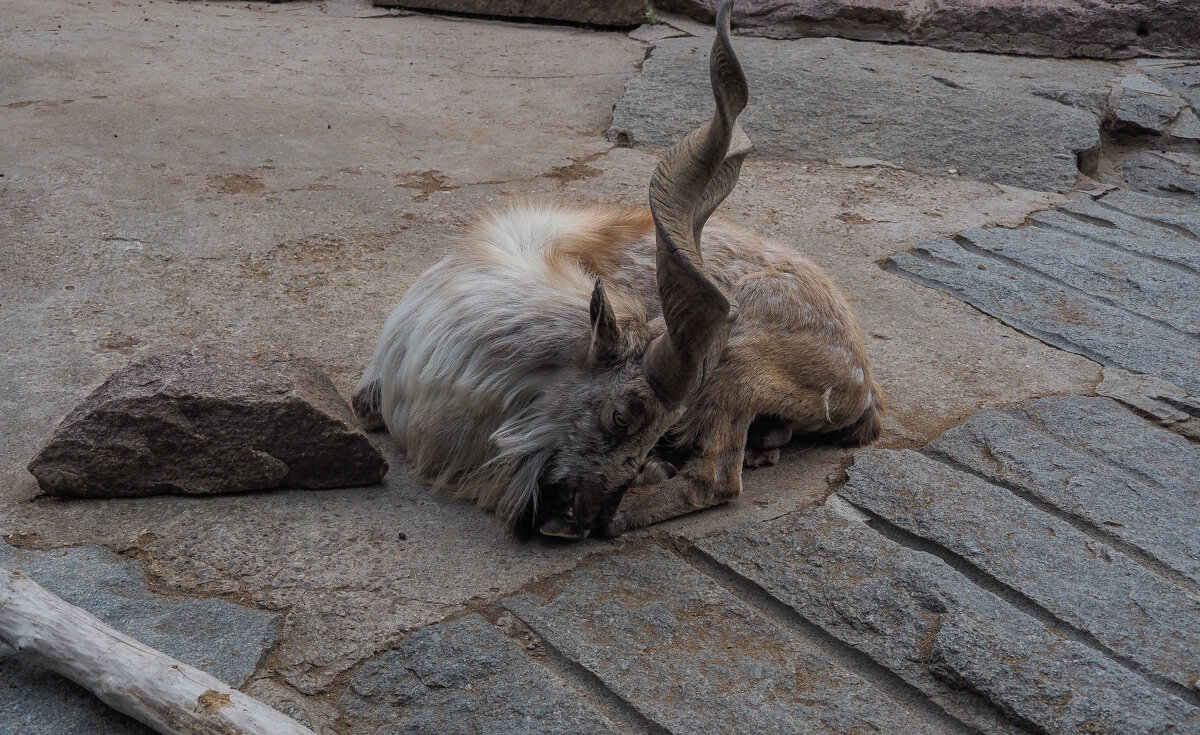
[1119, 150, 1200, 199]
[1173, 108, 1200, 139]
[655, 0, 1200, 59]
[1032, 197, 1200, 271]
[1097, 366, 1200, 439]
[1143, 61, 1200, 114]
[505, 546, 944, 734]
[841, 449, 1200, 692]
[628, 22, 687, 43]
[888, 237, 1200, 392]
[925, 395, 1200, 586]
[1112, 86, 1187, 134]
[956, 223, 1200, 334]
[370, 0, 649, 26]
[1100, 188, 1200, 238]
[610, 36, 1109, 192]
[342, 615, 619, 735]
[699, 506, 1200, 734]
[0, 544, 280, 735]
[927, 606, 1200, 735]
[27, 344, 387, 498]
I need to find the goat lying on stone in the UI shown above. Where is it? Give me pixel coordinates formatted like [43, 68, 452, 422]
[353, 0, 883, 539]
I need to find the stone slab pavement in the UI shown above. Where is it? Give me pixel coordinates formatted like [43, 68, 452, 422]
[2, 0, 1198, 733]
[610, 35, 1112, 192]
[331, 395, 1200, 735]
[0, 544, 280, 735]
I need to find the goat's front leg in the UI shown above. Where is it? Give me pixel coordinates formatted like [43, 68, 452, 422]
[604, 416, 750, 537]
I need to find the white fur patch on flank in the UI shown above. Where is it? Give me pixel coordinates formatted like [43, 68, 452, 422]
[851, 365, 865, 384]
[822, 386, 833, 423]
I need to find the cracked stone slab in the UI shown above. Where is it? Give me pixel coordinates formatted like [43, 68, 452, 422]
[1031, 197, 1200, 271]
[1099, 188, 1200, 239]
[1097, 366, 1200, 439]
[699, 505, 1200, 734]
[925, 395, 1200, 587]
[505, 546, 945, 734]
[610, 36, 1110, 192]
[840, 449, 1200, 694]
[888, 237, 1200, 391]
[341, 615, 619, 735]
[888, 191, 1200, 393]
[953, 221, 1200, 334]
[1143, 62, 1200, 115]
[1112, 86, 1187, 134]
[0, 544, 280, 735]
[1120, 150, 1200, 200]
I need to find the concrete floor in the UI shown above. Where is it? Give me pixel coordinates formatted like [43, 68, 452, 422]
[1, 0, 1100, 708]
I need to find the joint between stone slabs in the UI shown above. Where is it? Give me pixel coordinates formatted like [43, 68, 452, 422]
[838, 496, 1200, 711]
[508, 618, 673, 735]
[1031, 209, 1200, 280]
[950, 228, 1200, 340]
[677, 542, 980, 735]
[919, 446, 1200, 599]
[1093, 193, 1200, 244]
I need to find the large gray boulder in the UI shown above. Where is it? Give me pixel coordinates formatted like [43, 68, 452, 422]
[657, 0, 1200, 59]
[371, 0, 649, 26]
[27, 344, 387, 497]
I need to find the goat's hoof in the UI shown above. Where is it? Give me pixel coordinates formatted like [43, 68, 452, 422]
[601, 519, 627, 538]
[744, 447, 780, 469]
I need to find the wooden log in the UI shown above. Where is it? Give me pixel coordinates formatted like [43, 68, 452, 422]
[0, 566, 316, 735]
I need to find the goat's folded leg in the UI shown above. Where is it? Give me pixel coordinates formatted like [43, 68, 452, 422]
[604, 417, 750, 537]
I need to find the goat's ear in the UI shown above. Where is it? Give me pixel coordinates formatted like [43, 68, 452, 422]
[589, 277, 621, 364]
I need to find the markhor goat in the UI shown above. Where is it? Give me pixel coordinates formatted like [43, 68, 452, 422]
[354, 0, 883, 539]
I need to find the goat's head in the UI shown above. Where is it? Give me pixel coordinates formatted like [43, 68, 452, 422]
[526, 0, 752, 539]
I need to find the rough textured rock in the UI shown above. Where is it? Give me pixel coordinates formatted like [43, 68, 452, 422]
[656, 0, 1200, 59]
[1119, 150, 1200, 199]
[925, 396, 1200, 587]
[699, 506, 1200, 734]
[0, 544, 280, 735]
[505, 546, 945, 734]
[370, 0, 649, 26]
[342, 615, 620, 735]
[1032, 197, 1200, 271]
[1142, 61, 1200, 114]
[889, 237, 1199, 391]
[1100, 188, 1200, 238]
[841, 449, 1200, 692]
[27, 345, 387, 498]
[954, 221, 1200, 334]
[1172, 108, 1200, 139]
[889, 190, 1200, 392]
[1111, 78, 1187, 134]
[1096, 366, 1200, 439]
[610, 36, 1110, 192]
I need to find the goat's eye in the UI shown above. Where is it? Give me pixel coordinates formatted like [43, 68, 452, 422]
[612, 409, 629, 430]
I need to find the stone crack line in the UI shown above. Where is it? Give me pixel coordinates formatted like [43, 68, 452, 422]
[1035, 209, 1200, 278]
[883, 257, 1122, 369]
[677, 543, 986, 735]
[840, 497, 1200, 710]
[919, 447, 1200, 599]
[948, 232, 1200, 339]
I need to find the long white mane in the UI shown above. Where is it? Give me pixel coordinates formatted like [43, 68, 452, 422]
[358, 203, 603, 524]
